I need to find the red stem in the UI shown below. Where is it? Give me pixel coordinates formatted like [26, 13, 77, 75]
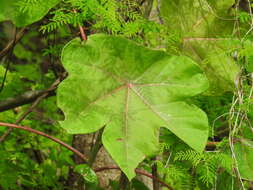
[206, 141, 219, 146]
[0, 122, 88, 162]
[78, 25, 87, 41]
[73, 9, 87, 41]
[0, 122, 173, 190]
[94, 166, 174, 190]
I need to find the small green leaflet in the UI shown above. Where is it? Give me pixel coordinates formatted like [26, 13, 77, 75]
[74, 164, 98, 184]
[234, 139, 253, 181]
[57, 34, 209, 180]
[0, 0, 60, 27]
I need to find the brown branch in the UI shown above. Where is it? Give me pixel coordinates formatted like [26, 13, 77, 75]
[88, 128, 104, 166]
[0, 123, 172, 190]
[206, 141, 219, 146]
[151, 156, 159, 190]
[0, 92, 47, 142]
[205, 141, 220, 151]
[78, 25, 87, 41]
[94, 166, 174, 190]
[0, 76, 66, 142]
[183, 37, 231, 43]
[73, 9, 87, 41]
[0, 76, 65, 112]
[0, 122, 88, 162]
[119, 172, 129, 190]
[144, 0, 154, 19]
[0, 27, 18, 93]
[0, 90, 49, 112]
[0, 27, 27, 59]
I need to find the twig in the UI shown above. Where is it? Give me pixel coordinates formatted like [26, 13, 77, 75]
[73, 9, 87, 41]
[0, 27, 18, 93]
[119, 172, 129, 190]
[78, 25, 87, 41]
[0, 90, 48, 112]
[0, 57, 11, 93]
[0, 76, 65, 142]
[206, 141, 219, 146]
[151, 156, 159, 190]
[144, 0, 154, 19]
[0, 76, 64, 112]
[94, 166, 174, 190]
[0, 122, 88, 162]
[183, 37, 231, 43]
[88, 128, 104, 166]
[0, 27, 27, 59]
[0, 122, 173, 190]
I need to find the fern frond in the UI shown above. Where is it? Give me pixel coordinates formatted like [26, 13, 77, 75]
[15, 0, 42, 14]
[174, 150, 204, 166]
[40, 9, 86, 33]
[163, 164, 194, 190]
[174, 150, 233, 187]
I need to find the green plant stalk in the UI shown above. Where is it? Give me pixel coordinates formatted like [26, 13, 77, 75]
[0, 77, 64, 142]
[94, 166, 174, 190]
[88, 128, 104, 166]
[119, 172, 130, 190]
[152, 156, 160, 190]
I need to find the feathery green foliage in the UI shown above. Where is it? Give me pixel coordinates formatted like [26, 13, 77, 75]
[1, 0, 253, 189]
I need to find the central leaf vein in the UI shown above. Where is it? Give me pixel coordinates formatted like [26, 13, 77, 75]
[134, 83, 192, 87]
[123, 84, 130, 164]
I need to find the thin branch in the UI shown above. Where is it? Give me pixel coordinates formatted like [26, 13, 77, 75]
[151, 156, 159, 190]
[94, 166, 174, 190]
[136, 169, 173, 190]
[78, 25, 87, 41]
[0, 27, 18, 93]
[119, 172, 129, 190]
[0, 122, 88, 162]
[0, 122, 173, 190]
[0, 92, 47, 142]
[88, 128, 104, 166]
[73, 9, 87, 41]
[0, 76, 66, 142]
[0, 90, 48, 112]
[0, 75, 65, 112]
[0, 60, 10, 93]
[0, 27, 27, 59]
[183, 37, 231, 43]
[206, 141, 219, 146]
[143, 0, 154, 19]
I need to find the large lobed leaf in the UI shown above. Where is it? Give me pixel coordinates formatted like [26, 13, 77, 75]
[161, 0, 241, 94]
[183, 39, 240, 94]
[57, 34, 209, 179]
[0, 0, 60, 27]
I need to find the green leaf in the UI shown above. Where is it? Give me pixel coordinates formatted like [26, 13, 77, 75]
[161, 0, 235, 38]
[131, 178, 150, 190]
[57, 34, 209, 180]
[234, 139, 253, 181]
[161, 0, 240, 94]
[0, 0, 7, 22]
[183, 39, 240, 94]
[0, 0, 60, 27]
[74, 164, 98, 184]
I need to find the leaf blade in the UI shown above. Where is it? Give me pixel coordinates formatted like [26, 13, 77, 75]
[58, 34, 209, 180]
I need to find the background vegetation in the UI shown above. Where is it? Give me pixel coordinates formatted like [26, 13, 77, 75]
[1, 0, 253, 189]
